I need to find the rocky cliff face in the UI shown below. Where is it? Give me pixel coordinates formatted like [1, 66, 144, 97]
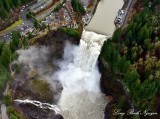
[98, 58, 132, 119]
[9, 29, 80, 119]
[14, 102, 63, 119]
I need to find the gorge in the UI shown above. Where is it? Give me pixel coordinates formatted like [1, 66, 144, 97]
[14, 0, 124, 119]
[56, 0, 124, 117]
[56, 30, 107, 119]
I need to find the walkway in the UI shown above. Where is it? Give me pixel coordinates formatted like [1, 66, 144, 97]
[1, 104, 9, 119]
[122, 0, 135, 27]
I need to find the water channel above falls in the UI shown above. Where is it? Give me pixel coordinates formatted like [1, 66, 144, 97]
[15, 0, 124, 119]
[86, 0, 124, 36]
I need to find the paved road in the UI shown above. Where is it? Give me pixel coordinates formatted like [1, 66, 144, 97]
[0, 4, 34, 41]
[0, 0, 63, 41]
[87, 0, 98, 23]
[122, 0, 135, 27]
[1, 104, 9, 119]
[35, 0, 63, 20]
[91, 0, 98, 15]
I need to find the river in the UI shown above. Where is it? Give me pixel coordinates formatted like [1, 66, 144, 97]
[14, 0, 124, 119]
[85, 0, 124, 36]
[57, 0, 124, 117]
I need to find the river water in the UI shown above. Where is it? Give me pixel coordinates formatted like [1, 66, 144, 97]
[14, 0, 124, 119]
[57, 0, 124, 118]
[86, 0, 124, 36]
[56, 30, 108, 119]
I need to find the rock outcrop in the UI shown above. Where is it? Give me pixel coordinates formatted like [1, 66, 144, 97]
[98, 58, 132, 119]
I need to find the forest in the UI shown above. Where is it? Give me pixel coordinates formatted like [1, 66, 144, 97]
[0, 29, 29, 118]
[0, 31, 29, 98]
[71, 0, 86, 14]
[0, 0, 32, 19]
[101, 0, 160, 118]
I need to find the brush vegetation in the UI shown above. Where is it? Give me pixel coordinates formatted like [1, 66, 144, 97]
[0, 0, 32, 19]
[0, 30, 29, 98]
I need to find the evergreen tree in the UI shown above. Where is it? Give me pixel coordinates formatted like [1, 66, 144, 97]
[34, 20, 39, 28]
[124, 70, 140, 90]
[12, 0, 21, 7]
[8, 0, 14, 8]
[137, 28, 144, 44]
[117, 56, 131, 74]
[0, 41, 5, 55]
[0, 65, 11, 95]
[144, 0, 149, 6]
[136, 23, 142, 33]
[0, 0, 31, 19]
[0, 7, 8, 19]
[0, 44, 11, 67]
[10, 31, 21, 52]
[71, 0, 85, 14]
[22, 37, 28, 47]
[3, 0, 11, 12]
[126, 30, 132, 40]
[112, 28, 121, 43]
[12, 30, 21, 47]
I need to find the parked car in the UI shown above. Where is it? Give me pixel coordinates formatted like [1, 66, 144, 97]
[114, 9, 125, 26]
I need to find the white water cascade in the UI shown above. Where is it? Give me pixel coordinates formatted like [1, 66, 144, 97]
[74, 29, 107, 71]
[13, 30, 110, 119]
[56, 29, 109, 119]
[14, 99, 60, 114]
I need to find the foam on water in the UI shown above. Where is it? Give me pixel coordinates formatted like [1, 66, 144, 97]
[14, 30, 110, 119]
[14, 99, 60, 114]
[56, 29, 109, 119]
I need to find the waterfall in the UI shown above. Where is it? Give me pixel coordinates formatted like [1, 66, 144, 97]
[74, 29, 107, 71]
[13, 29, 110, 119]
[14, 99, 60, 114]
[56, 29, 109, 119]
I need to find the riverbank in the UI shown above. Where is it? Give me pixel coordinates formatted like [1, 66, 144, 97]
[98, 58, 132, 119]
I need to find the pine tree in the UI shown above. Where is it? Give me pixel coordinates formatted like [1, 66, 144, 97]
[137, 28, 144, 44]
[34, 20, 39, 28]
[124, 70, 140, 90]
[0, 41, 5, 55]
[12, 0, 21, 7]
[136, 23, 142, 33]
[0, 7, 8, 19]
[22, 37, 28, 47]
[0, 65, 11, 93]
[112, 28, 121, 43]
[117, 56, 131, 74]
[3, 0, 11, 12]
[144, 0, 149, 6]
[0, 44, 11, 67]
[8, 0, 14, 8]
[10, 30, 21, 51]
[132, 22, 137, 35]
